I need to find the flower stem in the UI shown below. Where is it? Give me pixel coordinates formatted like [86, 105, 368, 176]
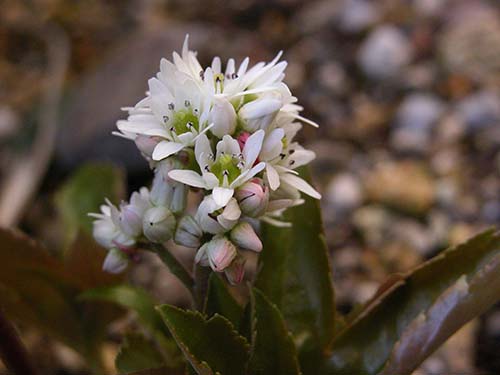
[146, 243, 194, 295]
[194, 265, 211, 311]
[0, 309, 39, 375]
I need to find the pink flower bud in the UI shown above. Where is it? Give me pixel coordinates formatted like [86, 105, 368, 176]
[195, 236, 237, 272]
[174, 215, 203, 248]
[135, 135, 160, 157]
[234, 178, 269, 217]
[119, 204, 143, 237]
[237, 132, 251, 151]
[224, 256, 246, 285]
[102, 248, 128, 274]
[230, 221, 262, 252]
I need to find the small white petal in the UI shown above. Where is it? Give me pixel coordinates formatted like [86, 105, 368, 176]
[266, 164, 281, 190]
[168, 170, 206, 188]
[195, 133, 212, 168]
[152, 141, 185, 161]
[260, 128, 284, 161]
[261, 216, 292, 227]
[213, 187, 234, 207]
[243, 130, 265, 166]
[230, 162, 265, 188]
[281, 174, 321, 199]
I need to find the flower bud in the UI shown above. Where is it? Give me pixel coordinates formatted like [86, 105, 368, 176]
[93, 218, 117, 249]
[235, 178, 269, 217]
[151, 159, 188, 213]
[142, 206, 176, 243]
[239, 97, 282, 132]
[224, 255, 246, 285]
[135, 135, 160, 158]
[195, 236, 237, 272]
[175, 215, 203, 248]
[102, 248, 128, 274]
[230, 221, 262, 252]
[196, 195, 241, 234]
[210, 97, 237, 137]
[119, 204, 143, 237]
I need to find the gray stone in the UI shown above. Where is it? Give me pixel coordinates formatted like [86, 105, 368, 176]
[326, 173, 363, 212]
[391, 93, 445, 153]
[456, 90, 500, 131]
[358, 25, 412, 80]
[337, 0, 379, 33]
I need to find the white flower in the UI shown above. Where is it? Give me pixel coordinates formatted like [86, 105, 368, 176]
[90, 200, 135, 250]
[195, 195, 241, 234]
[118, 187, 152, 237]
[102, 248, 129, 274]
[116, 71, 212, 162]
[142, 206, 176, 243]
[194, 235, 237, 272]
[168, 130, 266, 207]
[259, 118, 321, 199]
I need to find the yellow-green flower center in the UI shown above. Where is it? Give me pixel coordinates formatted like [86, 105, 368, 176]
[171, 110, 199, 134]
[210, 153, 243, 184]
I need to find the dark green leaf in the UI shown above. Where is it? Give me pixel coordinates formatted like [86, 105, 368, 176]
[204, 273, 243, 330]
[149, 243, 194, 296]
[256, 167, 335, 350]
[55, 162, 125, 245]
[325, 229, 500, 375]
[116, 333, 166, 374]
[248, 288, 300, 375]
[0, 228, 122, 372]
[157, 304, 250, 375]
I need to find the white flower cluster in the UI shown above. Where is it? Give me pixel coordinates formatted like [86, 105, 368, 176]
[91, 36, 320, 284]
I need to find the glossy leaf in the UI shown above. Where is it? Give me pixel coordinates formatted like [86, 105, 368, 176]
[157, 304, 250, 375]
[248, 288, 300, 375]
[256, 167, 335, 350]
[204, 273, 243, 330]
[55, 162, 125, 245]
[116, 333, 165, 374]
[325, 229, 500, 375]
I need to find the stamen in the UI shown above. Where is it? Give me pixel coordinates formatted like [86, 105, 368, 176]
[168, 103, 175, 110]
[200, 70, 205, 80]
[185, 100, 191, 107]
[280, 153, 286, 159]
[163, 115, 169, 122]
[289, 149, 295, 155]
[204, 165, 210, 172]
[289, 160, 295, 166]
[231, 73, 238, 79]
